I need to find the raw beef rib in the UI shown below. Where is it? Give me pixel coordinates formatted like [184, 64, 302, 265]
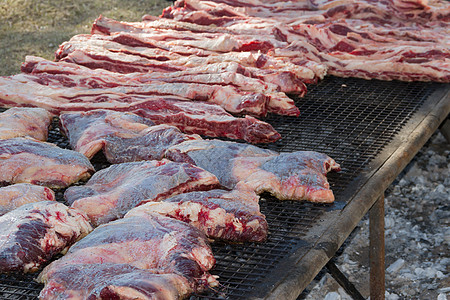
[0, 183, 55, 216]
[38, 214, 217, 298]
[125, 189, 268, 242]
[0, 138, 94, 188]
[165, 140, 341, 202]
[65, 159, 220, 226]
[0, 201, 92, 273]
[60, 109, 201, 163]
[0, 107, 52, 141]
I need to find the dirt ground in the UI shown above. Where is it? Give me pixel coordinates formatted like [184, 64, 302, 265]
[0, 0, 168, 76]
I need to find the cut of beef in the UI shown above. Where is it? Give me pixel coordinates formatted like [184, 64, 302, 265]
[0, 138, 94, 188]
[165, 140, 341, 203]
[0, 201, 92, 273]
[38, 214, 217, 298]
[0, 75, 281, 144]
[125, 189, 268, 242]
[65, 159, 220, 226]
[0, 183, 55, 216]
[38, 263, 192, 300]
[60, 109, 200, 163]
[0, 107, 52, 141]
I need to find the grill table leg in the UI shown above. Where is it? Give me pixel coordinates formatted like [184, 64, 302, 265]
[369, 195, 385, 300]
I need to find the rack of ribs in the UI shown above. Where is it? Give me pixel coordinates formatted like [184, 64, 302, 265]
[0, 183, 55, 216]
[65, 159, 220, 226]
[38, 214, 217, 299]
[0, 107, 53, 141]
[0, 201, 92, 273]
[165, 139, 341, 203]
[0, 138, 94, 188]
[60, 109, 201, 163]
[0, 75, 281, 144]
[125, 189, 268, 242]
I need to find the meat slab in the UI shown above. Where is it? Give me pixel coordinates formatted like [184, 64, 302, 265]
[0, 75, 280, 144]
[38, 263, 192, 300]
[0, 138, 94, 188]
[165, 140, 341, 203]
[0, 183, 55, 216]
[0, 107, 52, 141]
[60, 109, 201, 163]
[22, 56, 300, 117]
[125, 189, 268, 242]
[65, 159, 220, 226]
[0, 201, 92, 273]
[38, 214, 217, 298]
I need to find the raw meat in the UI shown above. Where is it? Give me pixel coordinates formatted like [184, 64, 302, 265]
[165, 140, 341, 203]
[22, 56, 300, 117]
[0, 75, 281, 144]
[0, 201, 92, 273]
[39, 263, 193, 300]
[65, 159, 220, 226]
[0, 107, 52, 141]
[60, 109, 200, 163]
[125, 189, 268, 242]
[0, 183, 55, 216]
[163, 0, 450, 82]
[0, 138, 94, 188]
[39, 214, 217, 297]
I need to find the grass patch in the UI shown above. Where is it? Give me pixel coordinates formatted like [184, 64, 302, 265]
[0, 0, 169, 75]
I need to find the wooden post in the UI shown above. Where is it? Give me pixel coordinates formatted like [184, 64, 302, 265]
[369, 195, 385, 300]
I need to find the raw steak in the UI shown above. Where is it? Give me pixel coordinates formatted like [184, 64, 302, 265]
[0, 183, 55, 216]
[60, 109, 200, 163]
[39, 263, 193, 300]
[0, 201, 92, 273]
[0, 107, 52, 141]
[65, 159, 220, 226]
[39, 214, 217, 297]
[165, 140, 341, 203]
[125, 189, 268, 242]
[0, 138, 94, 188]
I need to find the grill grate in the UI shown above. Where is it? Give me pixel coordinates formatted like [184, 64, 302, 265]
[0, 76, 441, 299]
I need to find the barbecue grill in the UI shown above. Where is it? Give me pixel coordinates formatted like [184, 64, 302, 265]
[0, 76, 448, 299]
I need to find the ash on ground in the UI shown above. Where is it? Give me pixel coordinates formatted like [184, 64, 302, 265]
[299, 130, 449, 300]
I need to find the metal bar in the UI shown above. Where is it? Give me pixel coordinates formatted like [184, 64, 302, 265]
[439, 116, 450, 143]
[369, 195, 385, 300]
[325, 260, 365, 300]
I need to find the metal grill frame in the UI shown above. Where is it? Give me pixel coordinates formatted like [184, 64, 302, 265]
[0, 77, 448, 300]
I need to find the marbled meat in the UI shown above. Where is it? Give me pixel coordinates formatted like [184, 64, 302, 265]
[0, 201, 92, 273]
[125, 189, 268, 242]
[0, 138, 94, 188]
[60, 109, 200, 163]
[65, 159, 220, 226]
[38, 214, 217, 299]
[165, 140, 341, 203]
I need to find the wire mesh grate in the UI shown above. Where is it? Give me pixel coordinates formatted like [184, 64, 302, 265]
[0, 76, 442, 299]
